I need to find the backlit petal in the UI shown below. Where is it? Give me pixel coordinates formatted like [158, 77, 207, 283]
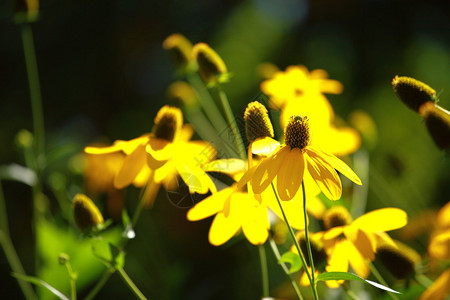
[352, 208, 408, 233]
[252, 146, 289, 194]
[175, 160, 216, 194]
[208, 212, 240, 246]
[346, 240, 370, 278]
[251, 137, 281, 156]
[419, 269, 450, 300]
[429, 231, 450, 260]
[187, 188, 233, 221]
[114, 145, 146, 189]
[202, 159, 247, 180]
[305, 151, 342, 200]
[276, 148, 304, 201]
[241, 199, 269, 245]
[344, 227, 375, 261]
[307, 146, 361, 185]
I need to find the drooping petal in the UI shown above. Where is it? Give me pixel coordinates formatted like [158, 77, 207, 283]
[240, 196, 269, 245]
[187, 188, 233, 221]
[306, 146, 362, 185]
[346, 239, 370, 278]
[276, 148, 305, 201]
[175, 160, 216, 194]
[352, 208, 408, 233]
[208, 212, 241, 246]
[305, 151, 342, 200]
[252, 146, 290, 194]
[202, 159, 247, 181]
[146, 143, 171, 169]
[429, 231, 450, 260]
[114, 145, 147, 189]
[344, 227, 375, 261]
[85, 135, 151, 155]
[325, 239, 348, 286]
[251, 137, 281, 156]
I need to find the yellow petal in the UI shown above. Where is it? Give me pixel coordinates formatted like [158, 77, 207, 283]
[176, 124, 194, 142]
[85, 135, 151, 155]
[346, 239, 370, 278]
[420, 269, 450, 300]
[84, 141, 125, 154]
[175, 161, 216, 194]
[318, 79, 344, 95]
[323, 226, 345, 240]
[305, 152, 342, 200]
[241, 198, 269, 245]
[208, 212, 241, 246]
[145, 143, 171, 169]
[236, 165, 257, 189]
[113, 145, 146, 189]
[252, 146, 289, 194]
[142, 178, 160, 207]
[276, 148, 304, 201]
[187, 188, 233, 221]
[202, 159, 247, 180]
[344, 227, 375, 261]
[352, 208, 408, 233]
[437, 201, 450, 229]
[251, 137, 280, 156]
[306, 147, 362, 185]
[325, 239, 348, 286]
[429, 231, 450, 260]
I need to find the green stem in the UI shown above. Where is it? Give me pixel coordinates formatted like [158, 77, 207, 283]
[84, 268, 115, 300]
[258, 244, 269, 298]
[131, 172, 155, 228]
[21, 23, 45, 165]
[215, 84, 246, 160]
[0, 181, 37, 300]
[415, 274, 433, 288]
[117, 267, 148, 300]
[369, 263, 399, 300]
[342, 283, 359, 300]
[64, 262, 77, 300]
[268, 238, 304, 300]
[271, 183, 316, 299]
[301, 182, 319, 299]
[186, 73, 229, 135]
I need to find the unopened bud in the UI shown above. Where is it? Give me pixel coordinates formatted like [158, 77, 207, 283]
[192, 43, 229, 86]
[163, 33, 194, 74]
[419, 103, 450, 151]
[72, 194, 104, 231]
[392, 76, 436, 112]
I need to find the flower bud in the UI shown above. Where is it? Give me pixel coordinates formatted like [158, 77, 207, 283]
[72, 194, 104, 231]
[166, 81, 198, 107]
[392, 76, 436, 112]
[163, 34, 194, 74]
[58, 253, 70, 265]
[192, 43, 229, 86]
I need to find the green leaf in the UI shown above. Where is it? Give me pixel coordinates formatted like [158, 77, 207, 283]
[316, 272, 400, 294]
[278, 252, 302, 274]
[0, 164, 37, 186]
[12, 273, 69, 300]
[91, 239, 125, 269]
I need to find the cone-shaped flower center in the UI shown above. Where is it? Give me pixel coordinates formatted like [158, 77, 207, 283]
[244, 101, 274, 142]
[392, 75, 436, 112]
[323, 206, 352, 230]
[376, 241, 419, 279]
[284, 115, 310, 150]
[72, 193, 104, 231]
[152, 105, 183, 142]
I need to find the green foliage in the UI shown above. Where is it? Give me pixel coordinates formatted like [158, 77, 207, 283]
[12, 273, 69, 300]
[316, 272, 400, 294]
[278, 251, 302, 274]
[91, 239, 125, 269]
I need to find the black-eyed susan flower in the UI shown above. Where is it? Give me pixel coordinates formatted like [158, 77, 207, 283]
[85, 105, 217, 206]
[72, 193, 104, 231]
[261, 65, 361, 156]
[249, 115, 362, 202]
[318, 206, 407, 281]
[192, 43, 230, 86]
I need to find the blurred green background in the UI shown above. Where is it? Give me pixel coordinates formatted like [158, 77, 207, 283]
[1, 0, 450, 299]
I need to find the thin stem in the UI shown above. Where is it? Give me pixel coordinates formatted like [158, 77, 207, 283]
[301, 182, 319, 299]
[342, 284, 360, 300]
[369, 263, 399, 300]
[215, 84, 246, 160]
[64, 262, 77, 300]
[258, 244, 269, 298]
[84, 268, 115, 300]
[268, 238, 304, 300]
[131, 172, 155, 228]
[21, 23, 45, 164]
[415, 274, 433, 288]
[0, 181, 37, 300]
[117, 267, 148, 300]
[186, 73, 229, 135]
[271, 183, 316, 299]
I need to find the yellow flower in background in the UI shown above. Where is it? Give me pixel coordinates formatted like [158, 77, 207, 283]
[319, 206, 407, 282]
[420, 269, 450, 300]
[428, 201, 450, 260]
[192, 43, 230, 86]
[163, 33, 195, 74]
[250, 115, 361, 202]
[261, 65, 361, 156]
[85, 106, 217, 206]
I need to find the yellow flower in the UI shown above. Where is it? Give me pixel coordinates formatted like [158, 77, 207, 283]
[85, 106, 217, 206]
[319, 206, 407, 281]
[192, 43, 230, 86]
[261, 65, 361, 156]
[420, 269, 450, 300]
[250, 115, 362, 202]
[163, 33, 195, 74]
[429, 201, 450, 260]
[187, 158, 311, 245]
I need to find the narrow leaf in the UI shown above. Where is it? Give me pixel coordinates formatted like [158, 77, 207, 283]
[0, 164, 37, 186]
[316, 272, 400, 294]
[278, 252, 302, 274]
[12, 273, 69, 300]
